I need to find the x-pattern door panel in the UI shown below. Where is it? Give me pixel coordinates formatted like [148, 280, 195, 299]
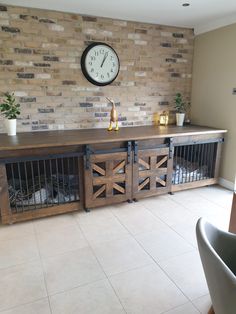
[85, 152, 132, 208]
[133, 147, 172, 199]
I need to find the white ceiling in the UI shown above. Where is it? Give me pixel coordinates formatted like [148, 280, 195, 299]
[2, 0, 236, 34]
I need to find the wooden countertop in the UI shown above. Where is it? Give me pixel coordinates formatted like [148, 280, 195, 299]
[0, 125, 227, 151]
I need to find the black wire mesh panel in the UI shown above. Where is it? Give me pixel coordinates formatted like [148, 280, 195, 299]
[172, 142, 217, 185]
[5, 155, 80, 214]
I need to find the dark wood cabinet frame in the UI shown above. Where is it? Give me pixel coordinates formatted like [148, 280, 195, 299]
[0, 125, 227, 224]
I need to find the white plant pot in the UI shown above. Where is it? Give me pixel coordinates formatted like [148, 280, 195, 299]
[176, 113, 185, 127]
[5, 119, 17, 136]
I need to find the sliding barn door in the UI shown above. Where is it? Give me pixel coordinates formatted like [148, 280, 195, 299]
[84, 151, 132, 208]
[133, 146, 172, 199]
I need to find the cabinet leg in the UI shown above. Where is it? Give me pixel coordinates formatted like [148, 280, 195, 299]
[208, 306, 215, 314]
[168, 192, 174, 195]
[133, 198, 138, 202]
[84, 208, 91, 212]
[127, 199, 133, 204]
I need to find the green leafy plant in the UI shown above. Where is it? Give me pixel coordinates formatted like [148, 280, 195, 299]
[0, 92, 20, 119]
[174, 93, 190, 113]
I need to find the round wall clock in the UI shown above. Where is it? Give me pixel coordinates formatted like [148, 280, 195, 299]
[81, 42, 120, 86]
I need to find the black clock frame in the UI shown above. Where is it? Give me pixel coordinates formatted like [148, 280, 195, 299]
[81, 42, 120, 86]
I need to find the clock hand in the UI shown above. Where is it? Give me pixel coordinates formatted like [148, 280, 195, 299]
[101, 52, 108, 67]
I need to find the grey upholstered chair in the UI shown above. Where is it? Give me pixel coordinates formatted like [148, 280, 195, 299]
[196, 218, 236, 314]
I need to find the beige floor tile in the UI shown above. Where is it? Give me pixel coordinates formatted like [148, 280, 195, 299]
[34, 213, 77, 233]
[0, 221, 34, 241]
[171, 216, 199, 247]
[142, 194, 200, 247]
[110, 264, 187, 314]
[74, 207, 114, 223]
[206, 212, 230, 231]
[190, 201, 226, 219]
[140, 194, 181, 211]
[1, 298, 51, 314]
[135, 228, 194, 262]
[92, 235, 152, 276]
[137, 194, 171, 207]
[110, 201, 145, 214]
[0, 261, 47, 312]
[172, 192, 225, 218]
[169, 190, 205, 208]
[144, 196, 199, 227]
[196, 186, 233, 209]
[78, 215, 129, 245]
[112, 203, 168, 235]
[42, 247, 105, 295]
[0, 235, 40, 269]
[50, 279, 125, 314]
[37, 224, 88, 257]
[163, 302, 200, 313]
[0, 185, 229, 314]
[159, 251, 208, 300]
[192, 294, 212, 314]
[171, 205, 230, 248]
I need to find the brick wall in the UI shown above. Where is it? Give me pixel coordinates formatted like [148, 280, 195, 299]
[0, 4, 194, 132]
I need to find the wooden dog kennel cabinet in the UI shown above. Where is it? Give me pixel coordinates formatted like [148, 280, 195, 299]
[0, 125, 226, 224]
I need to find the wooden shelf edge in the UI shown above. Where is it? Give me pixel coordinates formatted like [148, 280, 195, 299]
[171, 178, 218, 192]
[1, 202, 81, 224]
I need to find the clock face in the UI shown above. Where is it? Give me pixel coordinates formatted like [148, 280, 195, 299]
[81, 43, 120, 86]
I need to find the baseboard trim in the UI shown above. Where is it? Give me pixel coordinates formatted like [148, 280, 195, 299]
[219, 177, 235, 191]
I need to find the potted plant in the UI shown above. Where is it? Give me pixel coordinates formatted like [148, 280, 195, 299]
[0, 92, 20, 136]
[174, 93, 189, 127]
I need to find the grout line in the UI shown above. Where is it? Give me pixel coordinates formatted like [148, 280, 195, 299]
[109, 202, 204, 307]
[0, 222, 51, 313]
[33, 219, 79, 235]
[106, 262, 155, 278]
[111, 203, 197, 260]
[106, 200, 197, 256]
[191, 293, 211, 314]
[102, 202, 198, 309]
[0, 256, 41, 272]
[0, 187, 220, 313]
[34, 246, 89, 260]
[73, 215, 128, 314]
[126, 201, 209, 314]
[32, 213, 145, 299]
[32, 219, 91, 259]
[74, 206, 133, 246]
[191, 304, 202, 314]
[33, 222, 53, 314]
[0, 297, 51, 314]
[139, 192, 207, 243]
[134, 240, 200, 307]
[46, 278, 114, 298]
[168, 185, 230, 211]
[75, 199, 210, 313]
[135, 201, 197, 249]
[159, 301, 201, 314]
[0, 227, 53, 313]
